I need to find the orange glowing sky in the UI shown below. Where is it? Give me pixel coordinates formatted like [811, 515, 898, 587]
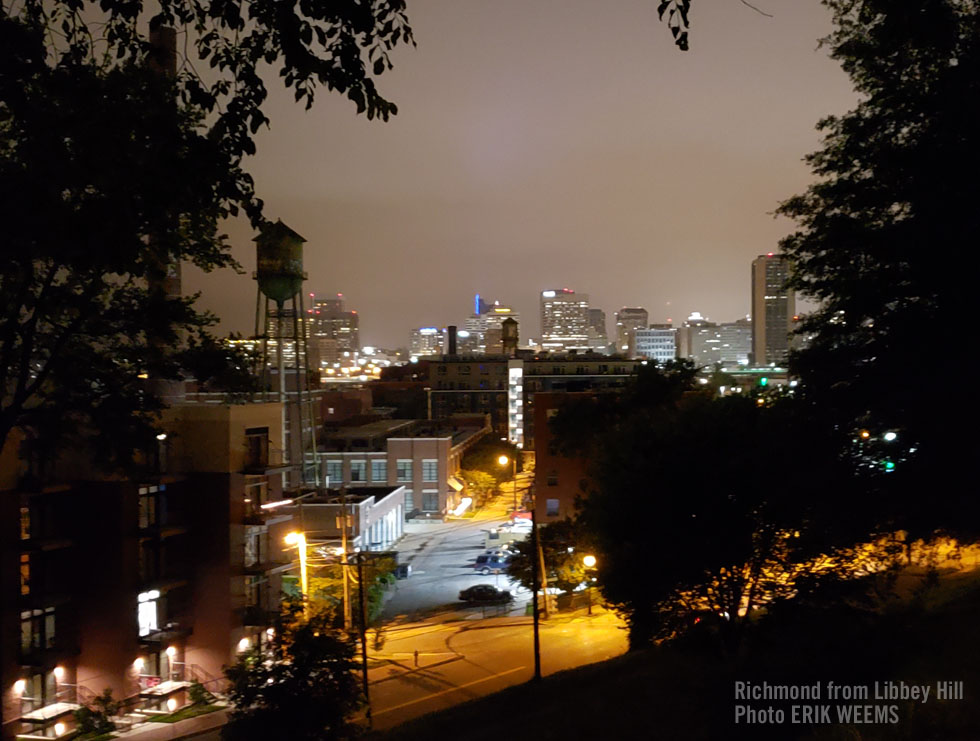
[184, 0, 857, 348]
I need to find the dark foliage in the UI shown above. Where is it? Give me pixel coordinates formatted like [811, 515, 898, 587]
[223, 602, 362, 741]
[551, 364, 860, 650]
[0, 1, 412, 467]
[507, 519, 595, 594]
[781, 0, 980, 539]
[460, 438, 522, 484]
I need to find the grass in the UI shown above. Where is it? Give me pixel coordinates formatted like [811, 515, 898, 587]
[372, 569, 980, 741]
[147, 703, 224, 724]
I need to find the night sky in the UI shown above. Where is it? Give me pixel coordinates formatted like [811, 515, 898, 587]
[183, 0, 857, 348]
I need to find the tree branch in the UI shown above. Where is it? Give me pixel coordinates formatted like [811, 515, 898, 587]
[740, 0, 773, 18]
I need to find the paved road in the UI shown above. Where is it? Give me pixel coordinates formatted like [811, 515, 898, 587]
[366, 610, 627, 730]
[383, 477, 535, 621]
[364, 481, 628, 729]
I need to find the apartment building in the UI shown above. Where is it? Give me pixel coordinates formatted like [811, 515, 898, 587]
[1, 402, 299, 740]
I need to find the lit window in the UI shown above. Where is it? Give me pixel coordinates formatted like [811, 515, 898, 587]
[20, 554, 30, 595]
[137, 591, 160, 637]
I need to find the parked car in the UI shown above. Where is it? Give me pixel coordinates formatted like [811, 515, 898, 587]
[459, 585, 513, 603]
[394, 563, 412, 579]
[474, 554, 510, 575]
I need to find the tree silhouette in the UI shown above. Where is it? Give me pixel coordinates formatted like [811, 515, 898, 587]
[223, 601, 362, 741]
[780, 0, 980, 539]
[0, 2, 413, 464]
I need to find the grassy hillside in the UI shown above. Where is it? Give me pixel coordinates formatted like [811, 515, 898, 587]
[374, 570, 980, 740]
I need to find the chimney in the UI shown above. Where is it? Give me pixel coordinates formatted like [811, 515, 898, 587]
[447, 325, 458, 355]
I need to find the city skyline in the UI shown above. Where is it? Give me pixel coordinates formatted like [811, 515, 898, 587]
[183, 1, 856, 348]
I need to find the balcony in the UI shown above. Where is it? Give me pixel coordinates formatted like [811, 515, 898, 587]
[19, 637, 79, 668]
[139, 622, 193, 647]
[243, 499, 294, 526]
[243, 445, 294, 474]
[18, 684, 91, 726]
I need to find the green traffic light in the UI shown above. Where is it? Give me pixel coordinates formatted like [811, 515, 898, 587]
[883, 460, 895, 471]
[759, 377, 768, 386]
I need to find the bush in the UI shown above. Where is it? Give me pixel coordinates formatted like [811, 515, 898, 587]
[74, 688, 119, 735]
[188, 680, 213, 705]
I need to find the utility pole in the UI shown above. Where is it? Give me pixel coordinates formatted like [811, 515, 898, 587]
[530, 485, 542, 681]
[356, 554, 372, 728]
[339, 486, 352, 629]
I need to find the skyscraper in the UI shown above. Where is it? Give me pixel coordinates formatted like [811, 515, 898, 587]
[633, 324, 677, 364]
[587, 308, 608, 351]
[540, 289, 590, 351]
[410, 327, 445, 356]
[751, 254, 795, 366]
[677, 311, 720, 368]
[309, 293, 360, 364]
[718, 317, 752, 367]
[615, 307, 648, 355]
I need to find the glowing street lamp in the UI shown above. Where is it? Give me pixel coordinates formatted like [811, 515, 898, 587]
[284, 531, 309, 611]
[582, 554, 597, 615]
[498, 454, 518, 513]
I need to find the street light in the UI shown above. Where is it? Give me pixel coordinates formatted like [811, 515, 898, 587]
[582, 555, 597, 615]
[284, 531, 308, 613]
[498, 454, 518, 514]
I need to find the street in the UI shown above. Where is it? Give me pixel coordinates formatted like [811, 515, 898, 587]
[382, 473, 534, 621]
[363, 476, 628, 729]
[366, 610, 627, 730]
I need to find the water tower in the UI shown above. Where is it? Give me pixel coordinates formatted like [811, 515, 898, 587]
[253, 220, 317, 484]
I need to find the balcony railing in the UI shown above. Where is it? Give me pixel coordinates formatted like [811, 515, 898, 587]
[243, 445, 289, 473]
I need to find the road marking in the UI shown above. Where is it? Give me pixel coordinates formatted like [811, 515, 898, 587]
[373, 666, 527, 715]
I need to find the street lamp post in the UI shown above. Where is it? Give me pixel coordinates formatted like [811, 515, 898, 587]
[497, 454, 517, 514]
[284, 531, 308, 615]
[582, 554, 597, 616]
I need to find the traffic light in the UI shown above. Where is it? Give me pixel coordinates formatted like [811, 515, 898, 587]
[759, 376, 768, 387]
[883, 460, 895, 472]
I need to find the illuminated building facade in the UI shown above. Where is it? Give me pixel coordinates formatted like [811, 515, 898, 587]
[0, 403, 299, 740]
[751, 254, 796, 366]
[615, 307, 648, 355]
[540, 289, 590, 352]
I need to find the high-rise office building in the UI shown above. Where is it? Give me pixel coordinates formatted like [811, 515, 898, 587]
[633, 324, 677, 365]
[615, 307, 648, 355]
[309, 293, 360, 364]
[718, 317, 752, 367]
[751, 254, 795, 366]
[677, 312, 721, 368]
[587, 308, 608, 351]
[540, 289, 590, 351]
[465, 300, 519, 353]
[410, 327, 445, 356]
